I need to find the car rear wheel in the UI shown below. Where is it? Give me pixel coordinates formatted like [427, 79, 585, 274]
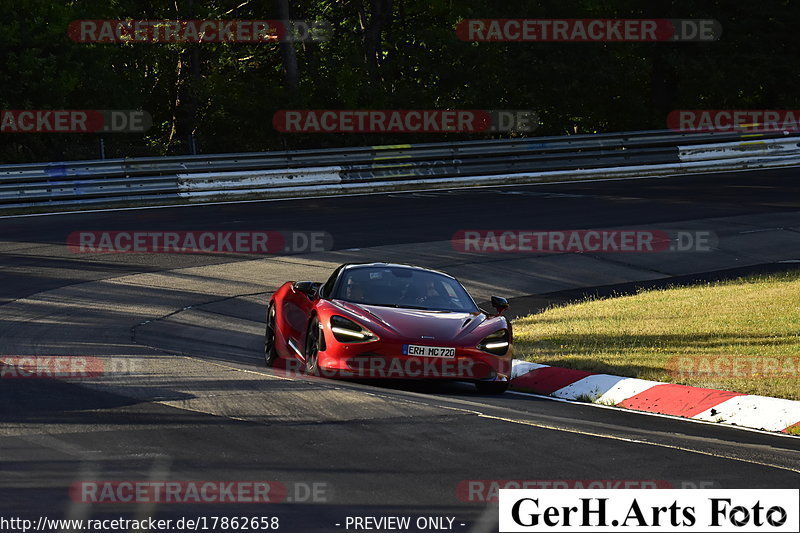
[475, 380, 509, 395]
[304, 317, 321, 375]
[264, 304, 278, 367]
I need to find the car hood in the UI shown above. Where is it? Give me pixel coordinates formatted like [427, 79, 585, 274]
[332, 300, 488, 341]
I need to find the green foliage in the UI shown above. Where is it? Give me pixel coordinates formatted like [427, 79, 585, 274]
[0, 0, 798, 161]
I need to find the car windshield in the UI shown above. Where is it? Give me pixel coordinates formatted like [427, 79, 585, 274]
[333, 266, 478, 312]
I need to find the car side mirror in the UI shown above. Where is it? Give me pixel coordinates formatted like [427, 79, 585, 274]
[491, 296, 509, 314]
[293, 281, 319, 298]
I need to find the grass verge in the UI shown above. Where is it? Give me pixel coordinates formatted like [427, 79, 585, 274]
[513, 271, 800, 401]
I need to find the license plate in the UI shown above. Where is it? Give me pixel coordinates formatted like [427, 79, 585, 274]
[402, 345, 456, 358]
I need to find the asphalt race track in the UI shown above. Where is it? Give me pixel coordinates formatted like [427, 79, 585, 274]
[1, 168, 799, 532]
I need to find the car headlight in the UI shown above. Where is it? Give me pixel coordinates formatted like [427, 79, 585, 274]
[478, 329, 510, 355]
[330, 315, 376, 343]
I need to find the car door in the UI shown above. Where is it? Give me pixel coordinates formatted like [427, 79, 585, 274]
[280, 283, 319, 360]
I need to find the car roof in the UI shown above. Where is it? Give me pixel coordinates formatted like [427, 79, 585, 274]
[339, 262, 456, 280]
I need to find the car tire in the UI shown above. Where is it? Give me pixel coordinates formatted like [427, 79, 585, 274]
[264, 304, 278, 367]
[475, 380, 509, 395]
[304, 316, 321, 376]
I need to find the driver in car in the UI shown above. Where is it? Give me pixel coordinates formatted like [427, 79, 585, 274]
[345, 276, 366, 302]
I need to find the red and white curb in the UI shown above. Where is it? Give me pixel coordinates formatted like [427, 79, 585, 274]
[510, 361, 800, 434]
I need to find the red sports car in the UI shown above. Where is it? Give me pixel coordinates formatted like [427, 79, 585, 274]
[263, 262, 513, 393]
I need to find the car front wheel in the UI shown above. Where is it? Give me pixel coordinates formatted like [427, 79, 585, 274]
[304, 317, 321, 375]
[264, 304, 278, 367]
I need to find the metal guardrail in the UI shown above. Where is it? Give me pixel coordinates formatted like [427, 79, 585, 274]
[1, 129, 799, 212]
[0, 129, 755, 180]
